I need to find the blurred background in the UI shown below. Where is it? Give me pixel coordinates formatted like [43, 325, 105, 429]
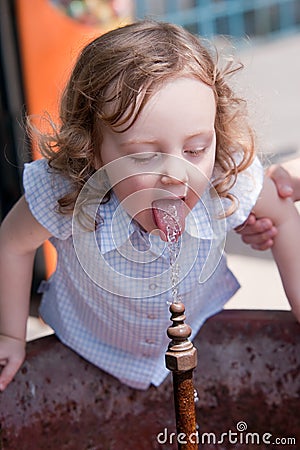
[0, 0, 299, 339]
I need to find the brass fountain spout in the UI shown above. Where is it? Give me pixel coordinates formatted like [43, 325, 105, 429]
[165, 301, 198, 449]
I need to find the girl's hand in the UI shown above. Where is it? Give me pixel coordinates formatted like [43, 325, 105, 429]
[236, 162, 296, 250]
[235, 213, 278, 250]
[0, 335, 26, 391]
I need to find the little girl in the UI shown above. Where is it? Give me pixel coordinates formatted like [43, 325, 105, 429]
[0, 20, 300, 391]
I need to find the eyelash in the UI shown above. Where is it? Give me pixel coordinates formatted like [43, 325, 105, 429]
[130, 147, 207, 165]
[130, 153, 159, 164]
[184, 148, 206, 156]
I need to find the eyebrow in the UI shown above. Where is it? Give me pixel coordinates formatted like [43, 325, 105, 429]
[120, 138, 158, 147]
[120, 130, 214, 147]
[185, 130, 214, 140]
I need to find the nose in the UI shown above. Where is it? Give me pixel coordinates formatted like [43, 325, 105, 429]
[160, 157, 188, 186]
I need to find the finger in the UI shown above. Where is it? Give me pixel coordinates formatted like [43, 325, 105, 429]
[234, 213, 256, 232]
[236, 218, 274, 236]
[267, 165, 293, 198]
[0, 357, 24, 391]
[244, 213, 256, 225]
[245, 218, 274, 235]
[241, 227, 277, 245]
[251, 238, 274, 251]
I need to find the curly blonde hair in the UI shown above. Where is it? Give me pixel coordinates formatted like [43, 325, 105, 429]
[37, 20, 255, 216]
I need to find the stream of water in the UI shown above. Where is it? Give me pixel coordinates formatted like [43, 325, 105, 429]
[164, 204, 200, 407]
[167, 238, 182, 304]
[163, 203, 183, 304]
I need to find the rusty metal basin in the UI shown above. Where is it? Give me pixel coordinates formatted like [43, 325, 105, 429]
[0, 310, 299, 449]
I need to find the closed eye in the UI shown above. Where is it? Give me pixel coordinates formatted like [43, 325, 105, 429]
[184, 148, 206, 156]
[130, 152, 159, 164]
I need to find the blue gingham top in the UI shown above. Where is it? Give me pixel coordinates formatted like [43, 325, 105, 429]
[23, 157, 263, 389]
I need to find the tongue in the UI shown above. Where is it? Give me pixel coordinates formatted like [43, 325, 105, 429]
[152, 198, 186, 242]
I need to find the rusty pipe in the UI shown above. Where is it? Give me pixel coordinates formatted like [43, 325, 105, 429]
[165, 302, 198, 449]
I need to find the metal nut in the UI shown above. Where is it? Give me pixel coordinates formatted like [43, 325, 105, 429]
[165, 346, 197, 372]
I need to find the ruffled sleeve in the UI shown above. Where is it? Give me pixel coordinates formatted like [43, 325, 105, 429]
[23, 158, 73, 240]
[222, 156, 264, 231]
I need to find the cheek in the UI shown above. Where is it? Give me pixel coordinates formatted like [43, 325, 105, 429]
[188, 157, 215, 200]
[112, 179, 134, 201]
[111, 175, 157, 221]
[114, 174, 154, 198]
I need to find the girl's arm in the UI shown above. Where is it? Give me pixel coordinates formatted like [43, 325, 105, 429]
[236, 157, 300, 250]
[0, 196, 52, 390]
[253, 177, 300, 321]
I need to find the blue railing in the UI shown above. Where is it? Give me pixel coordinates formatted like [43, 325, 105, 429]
[134, 0, 300, 38]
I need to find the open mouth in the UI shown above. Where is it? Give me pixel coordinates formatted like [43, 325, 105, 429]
[152, 197, 187, 242]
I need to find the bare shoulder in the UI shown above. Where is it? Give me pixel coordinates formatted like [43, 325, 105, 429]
[0, 196, 52, 254]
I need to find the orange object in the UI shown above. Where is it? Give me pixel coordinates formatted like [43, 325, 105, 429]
[15, 0, 105, 276]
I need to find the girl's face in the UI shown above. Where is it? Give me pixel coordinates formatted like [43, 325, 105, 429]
[99, 77, 216, 237]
